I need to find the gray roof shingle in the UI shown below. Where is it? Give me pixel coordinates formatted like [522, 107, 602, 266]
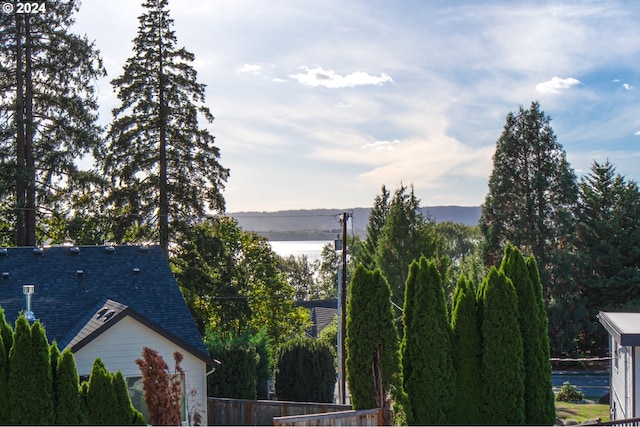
[0, 244, 209, 361]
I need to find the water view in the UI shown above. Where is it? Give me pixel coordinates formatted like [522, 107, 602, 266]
[269, 240, 332, 262]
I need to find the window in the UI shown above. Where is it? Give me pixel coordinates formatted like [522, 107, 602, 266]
[126, 375, 186, 423]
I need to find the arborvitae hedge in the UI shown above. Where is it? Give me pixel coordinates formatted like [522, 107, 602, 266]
[478, 267, 525, 425]
[527, 255, 557, 425]
[402, 257, 454, 425]
[450, 274, 483, 425]
[8, 316, 34, 424]
[274, 337, 335, 403]
[346, 265, 405, 426]
[0, 336, 7, 424]
[55, 349, 81, 425]
[208, 342, 258, 399]
[86, 358, 119, 425]
[501, 244, 552, 425]
[31, 321, 55, 424]
[113, 370, 145, 425]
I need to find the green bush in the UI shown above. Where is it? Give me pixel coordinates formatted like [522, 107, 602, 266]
[274, 337, 335, 403]
[556, 382, 584, 402]
[54, 349, 81, 425]
[208, 342, 258, 399]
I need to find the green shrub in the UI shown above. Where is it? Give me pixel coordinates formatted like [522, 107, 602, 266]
[208, 342, 258, 399]
[275, 337, 335, 403]
[54, 349, 81, 425]
[556, 382, 584, 402]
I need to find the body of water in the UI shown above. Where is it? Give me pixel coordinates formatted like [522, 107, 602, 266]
[269, 240, 332, 261]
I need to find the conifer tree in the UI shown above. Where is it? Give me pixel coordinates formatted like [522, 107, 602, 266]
[0, 308, 12, 359]
[401, 257, 454, 425]
[527, 256, 556, 425]
[86, 358, 118, 425]
[450, 274, 483, 425]
[0, 1, 105, 246]
[0, 336, 7, 424]
[54, 349, 82, 425]
[30, 321, 55, 423]
[102, 0, 228, 256]
[8, 316, 31, 424]
[478, 267, 525, 425]
[346, 265, 405, 425]
[479, 101, 579, 354]
[113, 370, 145, 425]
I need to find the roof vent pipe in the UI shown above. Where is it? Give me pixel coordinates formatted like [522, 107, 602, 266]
[132, 268, 140, 289]
[23, 285, 35, 321]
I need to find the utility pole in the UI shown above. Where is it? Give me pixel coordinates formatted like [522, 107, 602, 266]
[338, 211, 351, 404]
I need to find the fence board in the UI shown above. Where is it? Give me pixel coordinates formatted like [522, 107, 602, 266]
[207, 397, 351, 426]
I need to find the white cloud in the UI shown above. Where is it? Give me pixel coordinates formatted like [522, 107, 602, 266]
[635, 131, 640, 136]
[535, 76, 581, 94]
[290, 66, 393, 88]
[361, 139, 400, 151]
[623, 83, 635, 90]
[237, 63, 263, 74]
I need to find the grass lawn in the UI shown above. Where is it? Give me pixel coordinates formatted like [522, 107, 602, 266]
[555, 400, 609, 424]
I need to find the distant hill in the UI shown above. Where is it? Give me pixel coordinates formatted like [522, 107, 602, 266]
[228, 206, 481, 241]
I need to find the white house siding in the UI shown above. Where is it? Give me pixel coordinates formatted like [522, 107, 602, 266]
[71, 316, 208, 424]
[635, 346, 639, 419]
[610, 337, 634, 420]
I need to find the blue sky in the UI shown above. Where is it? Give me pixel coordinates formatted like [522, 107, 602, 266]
[72, 0, 640, 212]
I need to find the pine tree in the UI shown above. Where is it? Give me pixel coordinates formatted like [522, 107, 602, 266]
[479, 101, 580, 354]
[357, 185, 391, 270]
[102, 0, 228, 256]
[575, 160, 640, 353]
[0, 1, 105, 246]
[478, 267, 525, 425]
[54, 349, 82, 425]
[346, 265, 405, 425]
[450, 274, 483, 424]
[527, 256, 556, 425]
[375, 184, 445, 308]
[401, 257, 454, 425]
[86, 358, 118, 425]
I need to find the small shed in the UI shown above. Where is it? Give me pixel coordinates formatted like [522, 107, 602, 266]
[598, 311, 640, 420]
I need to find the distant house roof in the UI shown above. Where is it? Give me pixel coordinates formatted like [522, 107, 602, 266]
[0, 245, 212, 364]
[599, 312, 640, 346]
[297, 299, 337, 338]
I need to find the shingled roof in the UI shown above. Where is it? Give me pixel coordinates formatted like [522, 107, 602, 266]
[0, 244, 209, 361]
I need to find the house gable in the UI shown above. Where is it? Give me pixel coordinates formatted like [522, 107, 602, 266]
[0, 244, 209, 361]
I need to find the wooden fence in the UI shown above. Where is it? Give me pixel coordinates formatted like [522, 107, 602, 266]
[207, 397, 351, 426]
[273, 408, 382, 426]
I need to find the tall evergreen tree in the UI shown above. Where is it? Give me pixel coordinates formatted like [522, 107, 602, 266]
[575, 160, 640, 353]
[401, 257, 454, 425]
[30, 321, 55, 424]
[0, 308, 13, 360]
[54, 349, 82, 425]
[0, 1, 105, 246]
[479, 101, 580, 354]
[375, 184, 446, 308]
[102, 0, 228, 256]
[478, 267, 525, 425]
[8, 316, 31, 424]
[501, 244, 554, 425]
[357, 185, 391, 270]
[0, 336, 7, 424]
[450, 274, 483, 425]
[85, 358, 118, 425]
[346, 265, 405, 425]
[527, 255, 557, 425]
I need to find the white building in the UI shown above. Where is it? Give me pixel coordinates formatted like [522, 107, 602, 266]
[598, 311, 640, 421]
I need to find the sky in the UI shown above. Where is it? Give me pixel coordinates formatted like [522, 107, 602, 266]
[70, 0, 640, 213]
